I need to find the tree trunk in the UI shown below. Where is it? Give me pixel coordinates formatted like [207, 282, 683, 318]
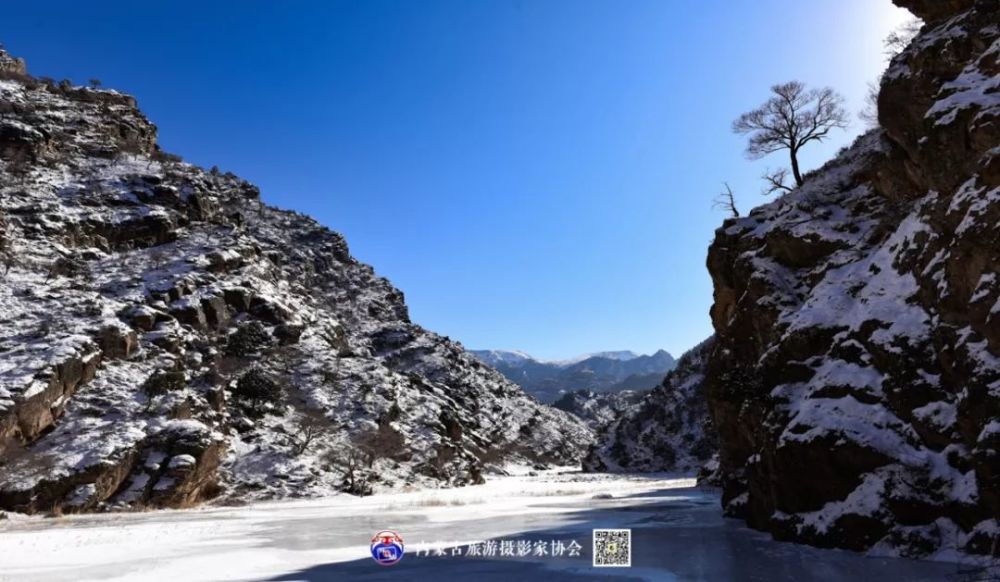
[790, 148, 804, 186]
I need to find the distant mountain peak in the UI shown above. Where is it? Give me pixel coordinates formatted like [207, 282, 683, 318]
[550, 350, 641, 366]
[472, 348, 671, 368]
[471, 347, 677, 402]
[469, 349, 534, 364]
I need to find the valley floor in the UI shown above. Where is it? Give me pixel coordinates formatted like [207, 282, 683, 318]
[0, 470, 980, 581]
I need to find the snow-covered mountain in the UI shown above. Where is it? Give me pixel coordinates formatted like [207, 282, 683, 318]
[467, 349, 535, 366]
[549, 350, 642, 366]
[0, 49, 593, 514]
[472, 349, 643, 367]
[703, 0, 999, 560]
[582, 338, 716, 474]
[550, 389, 645, 431]
[471, 348, 675, 403]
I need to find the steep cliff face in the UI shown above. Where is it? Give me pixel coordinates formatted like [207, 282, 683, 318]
[705, 0, 999, 560]
[0, 51, 592, 514]
[582, 338, 716, 473]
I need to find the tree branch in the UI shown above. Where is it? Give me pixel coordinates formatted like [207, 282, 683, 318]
[762, 168, 794, 196]
[713, 182, 741, 217]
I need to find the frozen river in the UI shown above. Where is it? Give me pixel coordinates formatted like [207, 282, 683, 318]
[0, 471, 974, 581]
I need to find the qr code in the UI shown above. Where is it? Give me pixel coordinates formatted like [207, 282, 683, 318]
[593, 528, 631, 567]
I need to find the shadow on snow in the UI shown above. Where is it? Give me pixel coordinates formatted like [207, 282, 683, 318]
[261, 485, 980, 582]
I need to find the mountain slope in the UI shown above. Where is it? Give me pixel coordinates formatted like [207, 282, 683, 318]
[704, 0, 999, 560]
[0, 50, 593, 514]
[551, 389, 645, 431]
[472, 349, 675, 403]
[582, 337, 716, 473]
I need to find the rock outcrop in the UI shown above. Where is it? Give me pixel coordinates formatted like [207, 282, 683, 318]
[0, 50, 25, 77]
[582, 338, 716, 473]
[704, 0, 999, 560]
[0, 49, 592, 514]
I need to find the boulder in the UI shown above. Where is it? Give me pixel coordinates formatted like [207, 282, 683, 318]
[96, 323, 138, 360]
[249, 295, 292, 324]
[200, 294, 230, 330]
[222, 286, 253, 312]
[0, 49, 26, 76]
[169, 297, 207, 329]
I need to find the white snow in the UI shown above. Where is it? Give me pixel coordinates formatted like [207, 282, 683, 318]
[912, 401, 957, 431]
[0, 66, 595, 507]
[797, 471, 887, 535]
[167, 454, 197, 470]
[971, 273, 997, 304]
[0, 471, 967, 582]
[926, 38, 1000, 126]
[979, 420, 1000, 443]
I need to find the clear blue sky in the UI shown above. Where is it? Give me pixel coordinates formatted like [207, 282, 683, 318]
[2, 1, 910, 360]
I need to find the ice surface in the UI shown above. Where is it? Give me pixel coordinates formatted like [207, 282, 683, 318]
[0, 471, 979, 582]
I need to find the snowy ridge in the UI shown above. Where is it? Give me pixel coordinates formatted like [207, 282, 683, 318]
[0, 50, 593, 514]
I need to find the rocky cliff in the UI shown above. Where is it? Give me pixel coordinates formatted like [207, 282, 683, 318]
[582, 338, 716, 473]
[704, 0, 999, 560]
[0, 50, 593, 514]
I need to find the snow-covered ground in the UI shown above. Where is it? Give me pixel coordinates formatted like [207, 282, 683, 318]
[0, 471, 974, 581]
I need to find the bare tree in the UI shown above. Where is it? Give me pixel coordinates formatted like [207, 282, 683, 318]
[860, 18, 922, 127]
[859, 80, 881, 129]
[733, 81, 848, 189]
[320, 423, 404, 496]
[355, 423, 406, 467]
[339, 449, 371, 495]
[322, 445, 370, 495]
[762, 167, 794, 196]
[287, 412, 329, 456]
[883, 18, 922, 57]
[712, 182, 740, 218]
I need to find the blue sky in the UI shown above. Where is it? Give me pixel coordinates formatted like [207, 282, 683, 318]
[2, 1, 910, 360]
